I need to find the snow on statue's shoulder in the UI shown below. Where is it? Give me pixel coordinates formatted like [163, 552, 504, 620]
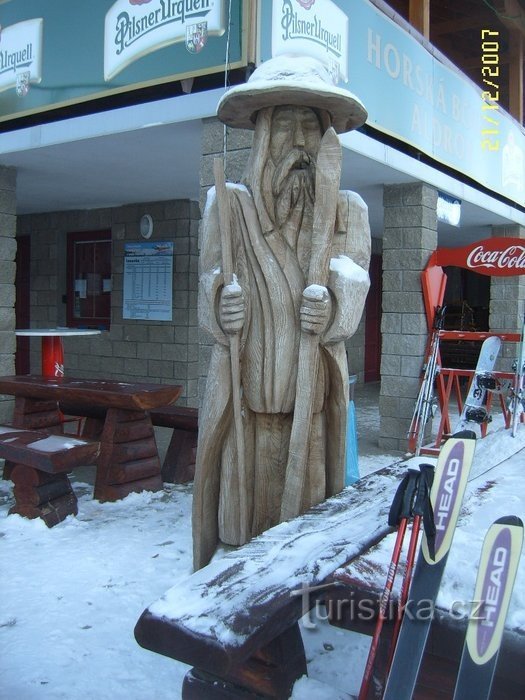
[330, 255, 369, 282]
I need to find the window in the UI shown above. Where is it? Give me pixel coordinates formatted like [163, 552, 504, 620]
[66, 230, 111, 330]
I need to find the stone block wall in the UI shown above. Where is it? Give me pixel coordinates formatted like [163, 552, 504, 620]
[17, 199, 200, 406]
[0, 166, 16, 422]
[379, 183, 438, 452]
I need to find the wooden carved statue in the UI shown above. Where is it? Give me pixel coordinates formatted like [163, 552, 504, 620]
[193, 56, 371, 569]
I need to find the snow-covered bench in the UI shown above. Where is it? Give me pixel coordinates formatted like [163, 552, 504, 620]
[0, 425, 100, 527]
[134, 464, 403, 699]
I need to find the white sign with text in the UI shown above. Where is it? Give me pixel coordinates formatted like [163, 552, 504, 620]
[271, 0, 348, 82]
[104, 0, 225, 81]
[0, 19, 43, 95]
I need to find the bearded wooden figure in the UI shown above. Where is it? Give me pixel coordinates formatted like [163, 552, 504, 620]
[193, 56, 372, 570]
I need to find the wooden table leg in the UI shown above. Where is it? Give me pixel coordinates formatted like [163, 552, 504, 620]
[9, 465, 78, 527]
[94, 408, 163, 502]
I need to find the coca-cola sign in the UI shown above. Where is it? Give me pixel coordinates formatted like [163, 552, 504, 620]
[430, 238, 525, 277]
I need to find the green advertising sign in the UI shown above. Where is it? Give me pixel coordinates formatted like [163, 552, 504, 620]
[0, 0, 246, 123]
[260, 0, 525, 208]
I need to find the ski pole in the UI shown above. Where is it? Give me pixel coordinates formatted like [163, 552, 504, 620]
[408, 309, 441, 450]
[408, 306, 446, 455]
[385, 464, 435, 675]
[511, 313, 525, 437]
[357, 470, 419, 700]
[414, 313, 443, 456]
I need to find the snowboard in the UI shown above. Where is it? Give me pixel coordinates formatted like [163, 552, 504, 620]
[454, 336, 501, 433]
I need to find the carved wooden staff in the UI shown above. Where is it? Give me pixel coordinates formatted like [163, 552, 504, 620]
[213, 157, 249, 544]
[280, 127, 342, 522]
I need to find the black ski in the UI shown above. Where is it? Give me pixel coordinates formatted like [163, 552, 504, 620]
[382, 430, 477, 700]
[452, 515, 523, 700]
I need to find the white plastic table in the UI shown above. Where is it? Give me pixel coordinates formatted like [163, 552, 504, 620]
[15, 328, 102, 377]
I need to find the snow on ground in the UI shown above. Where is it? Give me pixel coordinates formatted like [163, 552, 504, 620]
[0, 469, 386, 700]
[0, 479, 194, 699]
[1, 391, 524, 699]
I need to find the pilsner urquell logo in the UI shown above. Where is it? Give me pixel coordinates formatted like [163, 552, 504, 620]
[114, 0, 212, 56]
[281, 0, 342, 57]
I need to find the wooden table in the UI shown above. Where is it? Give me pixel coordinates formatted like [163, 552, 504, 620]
[0, 375, 182, 501]
[15, 328, 102, 377]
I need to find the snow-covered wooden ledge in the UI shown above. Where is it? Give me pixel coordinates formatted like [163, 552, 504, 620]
[134, 462, 405, 698]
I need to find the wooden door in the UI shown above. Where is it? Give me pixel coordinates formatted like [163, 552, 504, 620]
[364, 254, 382, 383]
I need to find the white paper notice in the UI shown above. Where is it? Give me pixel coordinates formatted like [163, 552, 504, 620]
[123, 241, 173, 321]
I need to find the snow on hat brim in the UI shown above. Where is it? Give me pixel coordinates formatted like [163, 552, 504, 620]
[217, 56, 367, 133]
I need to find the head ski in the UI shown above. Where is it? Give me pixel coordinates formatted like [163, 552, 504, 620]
[382, 430, 477, 700]
[452, 515, 523, 700]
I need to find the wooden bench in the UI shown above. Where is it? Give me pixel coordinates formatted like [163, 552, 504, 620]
[135, 448, 525, 699]
[0, 425, 100, 527]
[60, 403, 198, 484]
[134, 464, 401, 699]
[0, 375, 182, 502]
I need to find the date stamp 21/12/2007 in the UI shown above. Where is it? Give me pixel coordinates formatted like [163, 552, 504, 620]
[481, 29, 500, 152]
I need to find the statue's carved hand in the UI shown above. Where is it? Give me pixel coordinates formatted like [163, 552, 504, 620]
[219, 283, 245, 334]
[300, 285, 331, 335]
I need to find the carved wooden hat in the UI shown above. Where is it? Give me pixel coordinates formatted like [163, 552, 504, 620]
[217, 55, 367, 133]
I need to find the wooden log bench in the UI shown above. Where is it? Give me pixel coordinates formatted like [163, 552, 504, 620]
[60, 403, 198, 484]
[0, 425, 100, 527]
[0, 375, 183, 502]
[134, 463, 403, 699]
[135, 447, 525, 699]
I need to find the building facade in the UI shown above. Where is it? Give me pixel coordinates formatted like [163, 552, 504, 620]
[1, 0, 524, 451]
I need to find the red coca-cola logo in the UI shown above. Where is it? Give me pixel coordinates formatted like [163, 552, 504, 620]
[296, 0, 316, 8]
[432, 238, 525, 277]
[466, 244, 525, 271]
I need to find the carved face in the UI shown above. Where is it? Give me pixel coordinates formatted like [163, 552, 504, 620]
[269, 106, 323, 169]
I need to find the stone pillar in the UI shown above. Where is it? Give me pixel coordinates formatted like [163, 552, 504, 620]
[490, 224, 525, 372]
[0, 166, 17, 422]
[379, 183, 438, 452]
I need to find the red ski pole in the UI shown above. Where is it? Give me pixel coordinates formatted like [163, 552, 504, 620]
[385, 514, 421, 674]
[385, 463, 435, 677]
[357, 470, 419, 700]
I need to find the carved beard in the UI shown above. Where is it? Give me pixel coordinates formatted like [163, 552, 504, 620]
[270, 149, 316, 229]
